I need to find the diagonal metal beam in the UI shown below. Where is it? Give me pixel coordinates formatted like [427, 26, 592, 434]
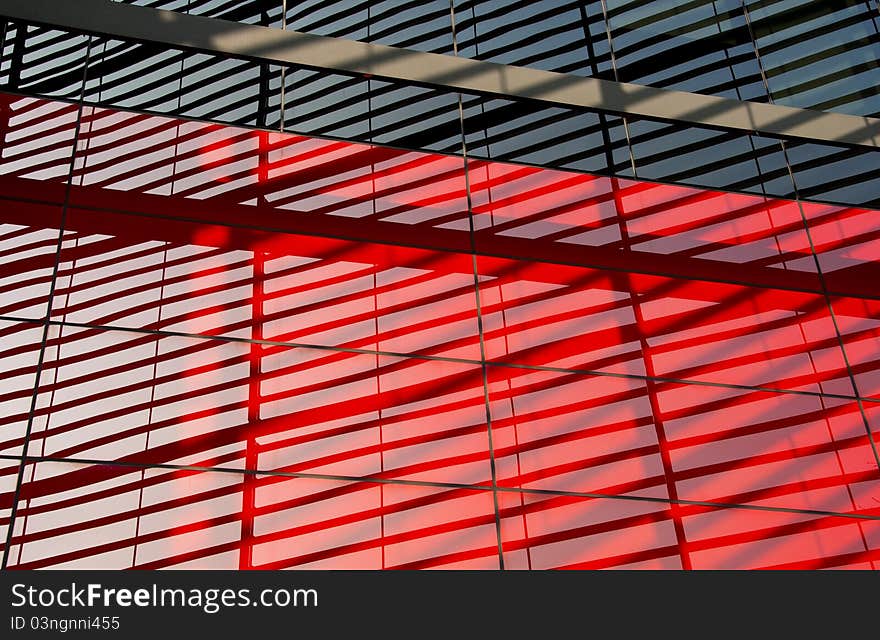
[1, 0, 878, 149]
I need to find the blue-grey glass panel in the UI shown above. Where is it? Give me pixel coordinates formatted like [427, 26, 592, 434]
[110, 0, 190, 12]
[112, 0, 283, 25]
[454, 0, 597, 76]
[368, 81, 462, 153]
[462, 96, 628, 175]
[285, 0, 453, 53]
[119, 0, 454, 52]
[280, 68, 463, 152]
[83, 37, 269, 127]
[280, 0, 461, 149]
[84, 39, 186, 113]
[787, 141, 880, 208]
[280, 69, 370, 140]
[367, 1, 454, 53]
[626, 118, 796, 198]
[0, 22, 88, 100]
[746, 0, 880, 116]
[285, 0, 368, 38]
[97, 2, 280, 126]
[581, 0, 616, 78]
[606, 0, 768, 101]
[187, 0, 282, 24]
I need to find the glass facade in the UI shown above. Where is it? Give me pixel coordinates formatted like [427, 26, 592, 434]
[0, 1, 879, 570]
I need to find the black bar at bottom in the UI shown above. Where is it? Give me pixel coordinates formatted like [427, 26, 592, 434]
[0, 570, 875, 636]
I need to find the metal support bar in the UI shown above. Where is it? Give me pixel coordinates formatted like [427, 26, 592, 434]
[1, 0, 878, 149]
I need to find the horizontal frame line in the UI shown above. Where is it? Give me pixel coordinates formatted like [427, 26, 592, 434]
[2, 452, 879, 521]
[1, 313, 878, 404]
